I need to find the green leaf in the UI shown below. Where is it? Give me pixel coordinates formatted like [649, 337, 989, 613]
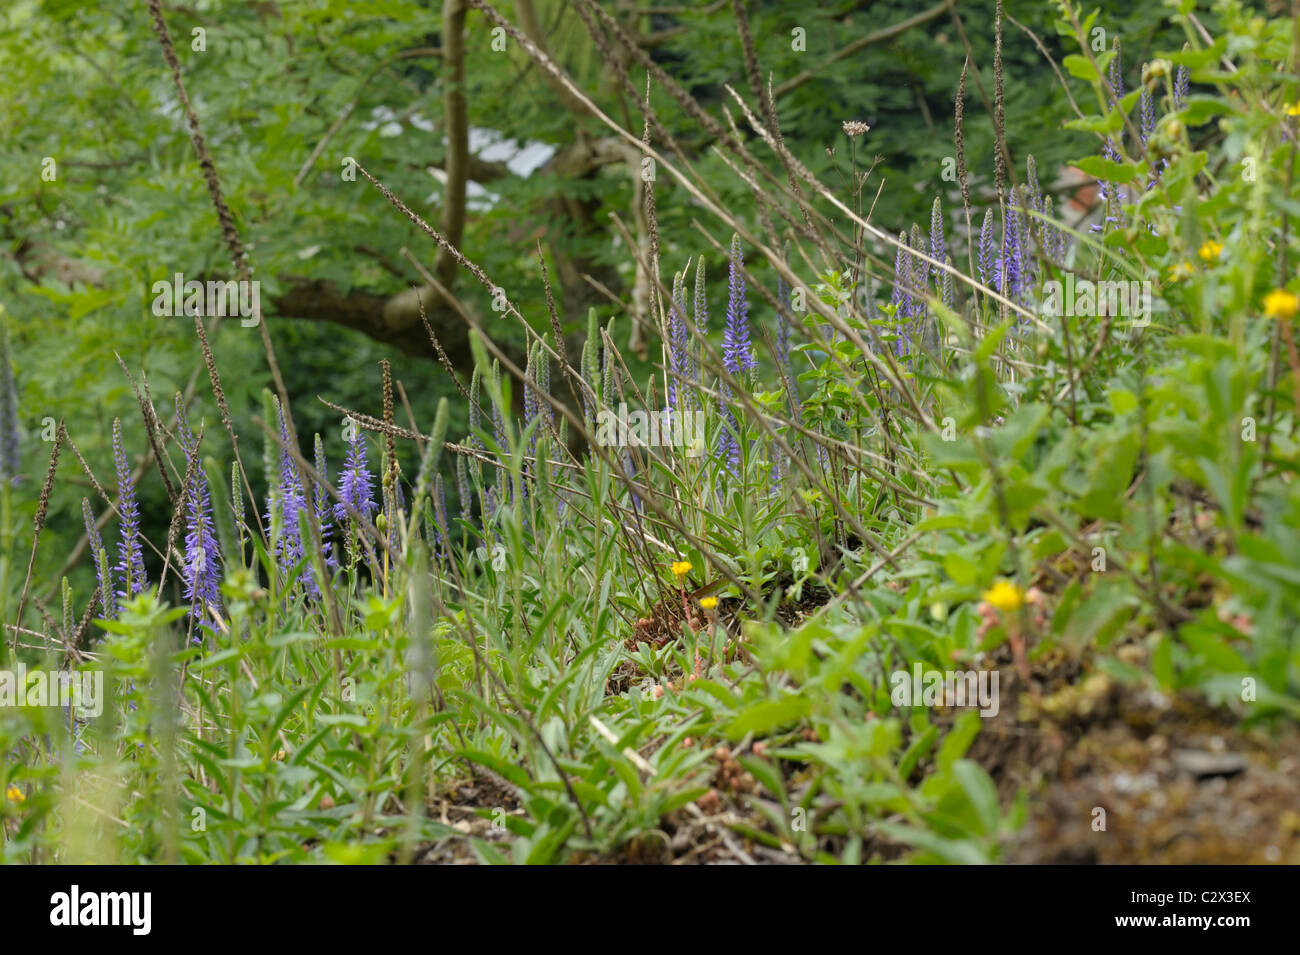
[1073, 155, 1139, 184]
[1180, 96, 1234, 126]
[877, 821, 990, 864]
[738, 755, 786, 802]
[1063, 54, 1099, 83]
[936, 712, 982, 772]
[1108, 388, 1138, 415]
[725, 694, 812, 740]
[952, 759, 1001, 835]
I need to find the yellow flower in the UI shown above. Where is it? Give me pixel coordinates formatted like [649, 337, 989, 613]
[1167, 261, 1196, 282]
[1197, 240, 1223, 263]
[981, 580, 1025, 613]
[5, 783, 24, 803]
[699, 596, 718, 610]
[671, 561, 692, 578]
[1287, 102, 1300, 117]
[1263, 289, 1299, 321]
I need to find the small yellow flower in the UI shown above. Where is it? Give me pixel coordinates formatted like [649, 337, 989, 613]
[671, 561, 692, 578]
[699, 596, 718, 610]
[981, 580, 1025, 613]
[1197, 240, 1223, 263]
[1263, 289, 1300, 321]
[1286, 102, 1300, 117]
[5, 783, 24, 803]
[1167, 261, 1196, 282]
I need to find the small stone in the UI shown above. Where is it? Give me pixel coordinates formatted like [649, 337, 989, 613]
[1173, 749, 1247, 779]
[1118, 645, 1147, 667]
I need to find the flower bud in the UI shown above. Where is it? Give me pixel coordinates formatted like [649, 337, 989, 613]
[1142, 59, 1171, 86]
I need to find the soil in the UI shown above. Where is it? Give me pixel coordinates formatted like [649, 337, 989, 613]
[991, 650, 1300, 864]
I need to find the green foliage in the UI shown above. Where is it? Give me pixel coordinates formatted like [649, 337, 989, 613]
[1, 0, 1298, 865]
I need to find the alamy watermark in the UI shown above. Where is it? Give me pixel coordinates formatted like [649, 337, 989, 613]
[0, 665, 104, 718]
[49, 885, 151, 935]
[593, 403, 705, 457]
[1042, 274, 1160, 327]
[151, 273, 260, 326]
[889, 663, 999, 717]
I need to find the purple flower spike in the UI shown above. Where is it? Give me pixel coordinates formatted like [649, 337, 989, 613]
[929, 197, 946, 285]
[668, 270, 690, 414]
[723, 234, 757, 376]
[314, 434, 337, 571]
[998, 203, 1023, 304]
[1026, 155, 1043, 215]
[1140, 87, 1156, 144]
[1108, 39, 1123, 99]
[265, 404, 314, 596]
[978, 210, 996, 289]
[1042, 195, 1062, 263]
[1090, 41, 1128, 234]
[456, 455, 471, 523]
[1016, 188, 1037, 289]
[82, 498, 115, 620]
[491, 391, 506, 452]
[335, 423, 377, 527]
[181, 443, 221, 629]
[715, 235, 753, 477]
[112, 418, 148, 603]
[1093, 138, 1127, 233]
[909, 223, 927, 321]
[175, 397, 220, 628]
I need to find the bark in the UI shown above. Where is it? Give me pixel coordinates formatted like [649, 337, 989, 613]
[268, 277, 526, 384]
[439, 0, 470, 289]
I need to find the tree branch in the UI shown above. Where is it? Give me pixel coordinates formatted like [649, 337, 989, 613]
[267, 277, 479, 362]
[439, 0, 470, 289]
